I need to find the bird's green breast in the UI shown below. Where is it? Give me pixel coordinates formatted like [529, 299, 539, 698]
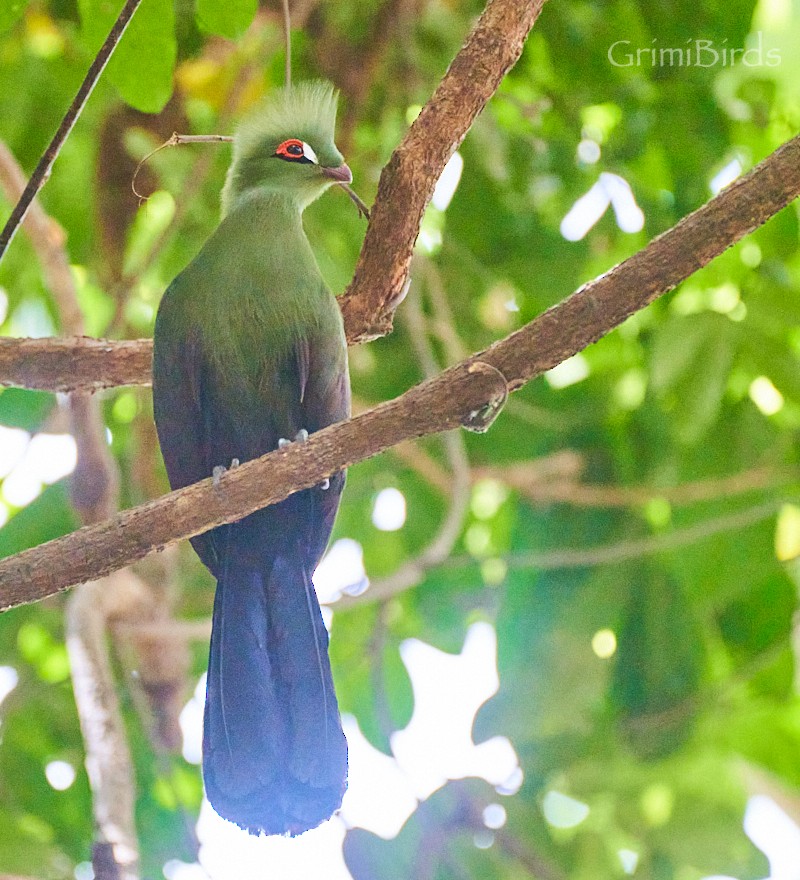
[162, 191, 345, 397]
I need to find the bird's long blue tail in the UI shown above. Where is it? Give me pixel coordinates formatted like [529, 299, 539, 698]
[202, 521, 347, 835]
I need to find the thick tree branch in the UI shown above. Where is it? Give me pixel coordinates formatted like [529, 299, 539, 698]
[1, 131, 799, 393]
[338, 0, 546, 342]
[0, 0, 545, 391]
[0, 361, 505, 608]
[0, 336, 152, 391]
[0, 0, 143, 261]
[0, 135, 798, 606]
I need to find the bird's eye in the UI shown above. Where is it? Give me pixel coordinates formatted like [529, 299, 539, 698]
[274, 139, 317, 164]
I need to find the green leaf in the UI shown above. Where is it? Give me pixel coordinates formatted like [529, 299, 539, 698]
[0, 388, 55, 432]
[194, 0, 258, 39]
[611, 567, 704, 758]
[0, 482, 78, 559]
[330, 602, 413, 751]
[649, 311, 735, 441]
[0, 0, 29, 34]
[78, 0, 176, 112]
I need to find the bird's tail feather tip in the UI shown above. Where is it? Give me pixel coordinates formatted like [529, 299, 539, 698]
[205, 772, 348, 836]
[203, 540, 348, 836]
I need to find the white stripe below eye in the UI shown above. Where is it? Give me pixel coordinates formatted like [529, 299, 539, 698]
[302, 142, 318, 164]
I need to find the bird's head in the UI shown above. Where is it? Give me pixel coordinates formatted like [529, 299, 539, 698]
[222, 81, 351, 214]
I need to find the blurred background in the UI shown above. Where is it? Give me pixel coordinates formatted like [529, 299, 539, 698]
[0, 1, 799, 878]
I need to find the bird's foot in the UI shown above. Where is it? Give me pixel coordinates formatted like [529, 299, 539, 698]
[212, 458, 240, 488]
[276, 430, 329, 489]
[278, 429, 308, 449]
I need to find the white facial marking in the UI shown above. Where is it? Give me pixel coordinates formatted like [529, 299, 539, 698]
[302, 142, 319, 164]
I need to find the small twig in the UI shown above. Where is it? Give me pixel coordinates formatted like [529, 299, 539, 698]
[491, 462, 792, 509]
[131, 134, 233, 202]
[130, 132, 370, 223]
[421, 256, 567, 429]
[338, 182, 371, 219]
[456, 796, 566, 880]
[0, 875, 44, 880]
[282, 0, 292, 88]
[0, 875, 47, 880]
[345, 500, 785, 607]
[114, 617, 212, 640]
[420, 257, 469, 362]
[505, 396, 573, 431]
[366, 602, 394, 741]
[0, 142, 84, 333]
[123, 46, 266, 289]
[0, 0, 144, 262]
[389, 436, 453, 494]
[472, 499, 783, 572]
[478, 816, 565, 880]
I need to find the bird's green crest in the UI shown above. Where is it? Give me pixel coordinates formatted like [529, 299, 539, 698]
[222, 81, 344, 213]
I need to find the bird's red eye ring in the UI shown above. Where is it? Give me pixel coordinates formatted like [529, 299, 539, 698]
[275, 139, 308, 161]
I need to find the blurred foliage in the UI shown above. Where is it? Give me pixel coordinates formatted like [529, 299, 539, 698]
[0, 0, 800, 878]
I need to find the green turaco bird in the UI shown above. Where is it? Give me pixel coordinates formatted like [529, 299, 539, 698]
[152, 81, 353, 836]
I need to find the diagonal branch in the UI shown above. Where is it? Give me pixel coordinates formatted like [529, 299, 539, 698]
[503, 499, 782, 570]
[338, 0, 547, 342]
[0, 0, 143, 261]
[1, 130, 799, 393]
[0, 0, 545, 392]
[0, 360, 506, 609]
[0, 130, 799, 609]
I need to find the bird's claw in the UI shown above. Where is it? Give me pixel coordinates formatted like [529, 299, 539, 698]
[275, 430, 329, 490]
[278, 429, 309, 449]
[212, 458, 240, 488]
